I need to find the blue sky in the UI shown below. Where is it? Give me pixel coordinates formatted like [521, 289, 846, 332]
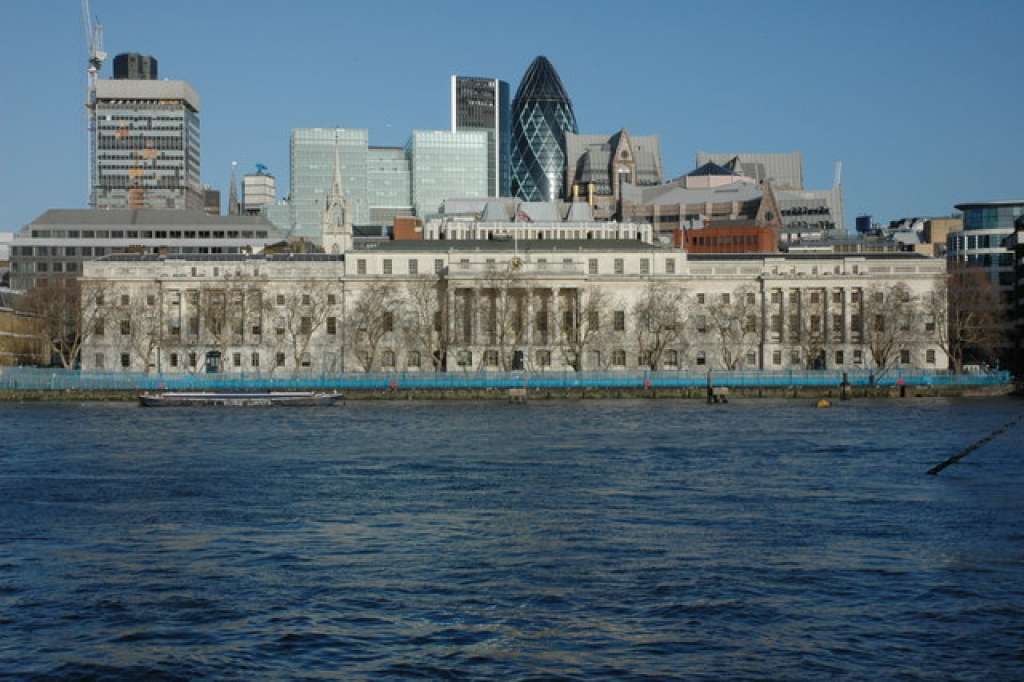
[3, 0, 1022, 231]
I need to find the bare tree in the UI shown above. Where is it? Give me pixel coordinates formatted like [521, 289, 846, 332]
[632, 281, 690, 371]
[555, 286, 616, 370]
[479, 261, 526, 371]
[401, 276, 449, 370]
[705, 286, 761, 369]
[860, 283, 922, 375]
[115, 291, 163, 373]
[22, 279, 107, 368]
[795, 289, 829, 370]
[349, 281, 399, 372]
[264, 282, 337, 372]
[924, 264, 1005, 372]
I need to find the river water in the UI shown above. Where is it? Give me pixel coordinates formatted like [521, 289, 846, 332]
[0, 398, 1022, 679]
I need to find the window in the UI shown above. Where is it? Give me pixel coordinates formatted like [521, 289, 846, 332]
[120, 320, 131, 336]
[614, 258, 624, 275]
[383, 259, 393, 275]
[665, 258, 675, 274]
[900, 349, 911, 364]
[614, 310, 625, 331]
[434, 259, 444, 274]
[745, 351, 757, 366]
[407, 351, 421, 368]
[772, 350, 782, 366]
[851, 289, 861, 303]
[233, 353, 242, 368]
[696, 351, 706, 366]
[96, 293, 105, 306]
[408, 259, 418, 275]
[537, 350, 551, 367]
[457, 350, 472, 367]
[925, 318, 936, 333]
[357, 259, 367, 275]
[119, 294, 129, 306]
[327, 317, 337, 335]
[588, 258, 598, 275]
[639, 351, 652, 367]
[790, 350, 801, 365]
[146, 294, 155, 306]
[94, 318, 105, 336]
[302, 294, 311, 306]
[251, 352, 260, 368]
[697, 293, 706, 305]
[926, 349, 936, 364]
[120, 353, 130, 369]
[275, 319, 285, 337]
[696, 315, 707, 333]
[810, 292, 820, 304]
[745, 292, 755, 305]
[328, 294, 337, 306]
[169, 353, 178, 368]
[612, 349, 626, 367]
[189, 352, 198, 369]
[276, 352, 286, 368]
[744, 315, 757, 333]
[832, 290, 842, 304]
[383, 311, 394, 333]
[789, 291, 799, 305]
[664, 349, 678, 368]
[381, 350, 396, 368]
[94, 354, 105, 369]
[640, 259, 650, 275]
[771, 290, 781, 304]
[853, 349, 863, 364]
[588, 310, 599, 330]
[276, 294, 285, 306]
[835, 350, 844, 365]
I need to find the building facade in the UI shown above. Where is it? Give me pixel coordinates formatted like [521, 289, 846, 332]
[367, 147, 413, 224]
[80, 246, 948, 375]
[510, 56, 578, 202]
[9, 209, 284, 290]
[92, 79, 202, 211]
[408, 130, 489, 217]
[451, 76, 511, 198]
[947, 201, 1021, 298]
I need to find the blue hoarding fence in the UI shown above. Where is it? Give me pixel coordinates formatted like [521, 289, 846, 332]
[0, 367, 1012, 392]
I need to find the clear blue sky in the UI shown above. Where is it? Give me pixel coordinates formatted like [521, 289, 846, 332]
[3, 0, 1022, 232]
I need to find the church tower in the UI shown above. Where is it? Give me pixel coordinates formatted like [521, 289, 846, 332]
[321, 138, 353, 254]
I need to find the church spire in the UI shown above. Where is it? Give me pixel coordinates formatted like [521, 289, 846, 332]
[321, 133, 352, 254]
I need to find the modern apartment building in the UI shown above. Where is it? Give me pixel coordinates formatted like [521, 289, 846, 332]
[510, 56, 578, 202]
[451, 75, 511, 197]
[91, 78, 202, 211]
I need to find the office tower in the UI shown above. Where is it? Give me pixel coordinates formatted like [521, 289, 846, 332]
[290, 128, 369, 239]
[408, 130, 488, 217]
[451, 75, 511, 197]
[243, 166, 277, 215]
[91, 76, 202, 210]
[112, 53, 158, 80]
[202, 186, 220, 215]
[510, 56, 578, 202]
[367, 147, 413, 225]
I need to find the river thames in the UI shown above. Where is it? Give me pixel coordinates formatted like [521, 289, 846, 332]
[1, 397, 1022, 679]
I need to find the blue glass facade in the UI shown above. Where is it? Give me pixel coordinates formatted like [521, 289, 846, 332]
[510, 57, 578, 202]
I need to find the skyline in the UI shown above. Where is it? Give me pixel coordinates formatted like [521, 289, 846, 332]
[3, 0, 1023, 232]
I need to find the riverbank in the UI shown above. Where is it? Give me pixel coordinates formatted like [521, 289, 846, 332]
[0, 383, 1013, 402]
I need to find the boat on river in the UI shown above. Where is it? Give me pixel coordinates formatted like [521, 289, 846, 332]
[138, 391, 342, 407]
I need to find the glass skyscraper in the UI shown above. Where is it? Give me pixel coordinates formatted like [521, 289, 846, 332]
[290, 128, 369, 238]
[451, 76, 511, 197]
[510, 56, 578, 202]
[407, 130, 488, 217]
[367, 147, 413, 224]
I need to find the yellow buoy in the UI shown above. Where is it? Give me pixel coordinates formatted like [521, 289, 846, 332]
[817, 399, 832, 409]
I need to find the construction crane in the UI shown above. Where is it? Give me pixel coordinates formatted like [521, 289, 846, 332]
[82, 0, 107, 207]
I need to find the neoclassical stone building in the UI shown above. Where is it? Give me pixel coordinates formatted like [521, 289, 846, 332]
[80, 242, 949, 374]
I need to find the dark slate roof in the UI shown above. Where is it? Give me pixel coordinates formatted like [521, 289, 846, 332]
[28, 209, 277, 228]
[687, 161, 738, 177]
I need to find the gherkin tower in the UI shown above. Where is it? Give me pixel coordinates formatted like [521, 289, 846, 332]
[510, 56, 578, 202]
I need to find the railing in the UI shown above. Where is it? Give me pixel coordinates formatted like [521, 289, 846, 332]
[0, 367, 1012, 392]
